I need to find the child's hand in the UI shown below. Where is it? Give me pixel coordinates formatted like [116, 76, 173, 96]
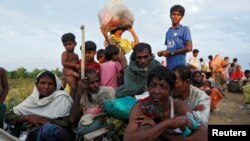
[100, 26, 108, 35]
[193, 104, 205, 111]
[128, 27, 134, 32]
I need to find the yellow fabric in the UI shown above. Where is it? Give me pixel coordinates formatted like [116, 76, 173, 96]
[110, 34, 133, 54]
[65, 83, 71, 95]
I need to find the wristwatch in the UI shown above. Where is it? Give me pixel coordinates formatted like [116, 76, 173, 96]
[170, 51, 175, 56]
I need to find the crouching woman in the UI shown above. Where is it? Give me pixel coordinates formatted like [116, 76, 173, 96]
[5, 71, 74, 141]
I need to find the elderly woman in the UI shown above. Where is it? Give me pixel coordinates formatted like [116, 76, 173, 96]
[5, 71, 73, 141]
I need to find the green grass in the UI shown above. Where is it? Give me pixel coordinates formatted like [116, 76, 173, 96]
[5, 78, 34, 110]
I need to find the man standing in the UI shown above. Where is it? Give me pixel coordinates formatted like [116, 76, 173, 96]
[116, 43, 161, 98]
[188, 49, 199, 71]
[158, 5, 192, 70]
[0, 67, 9, 129]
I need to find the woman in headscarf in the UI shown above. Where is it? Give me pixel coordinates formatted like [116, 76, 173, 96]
[211, 55, 227, 92]
[5, 71, 74, 141]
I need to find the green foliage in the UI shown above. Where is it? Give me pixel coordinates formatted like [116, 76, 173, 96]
[5, 79, 34, 110]
[15, 67, 28, 78]
[51, 68, 62, 78]
[7, 67, 62, 79]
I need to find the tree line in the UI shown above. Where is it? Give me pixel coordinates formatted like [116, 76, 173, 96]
[7, 67, 62, 79]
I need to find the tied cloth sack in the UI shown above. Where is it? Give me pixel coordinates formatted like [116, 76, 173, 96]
[242, 82, 250, 104]
[98, 0, 134, 33]
[104, 96, 137, 120]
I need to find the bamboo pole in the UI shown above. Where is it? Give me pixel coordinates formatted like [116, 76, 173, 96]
[80, 25, 85, 79]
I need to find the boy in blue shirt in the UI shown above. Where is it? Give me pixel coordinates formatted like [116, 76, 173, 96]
[158, 5, 193, 70]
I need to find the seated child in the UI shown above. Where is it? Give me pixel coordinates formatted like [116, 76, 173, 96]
[81, 41, 101, 75]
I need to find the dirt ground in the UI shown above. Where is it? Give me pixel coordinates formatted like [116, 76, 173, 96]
[208, 91, 250, 125]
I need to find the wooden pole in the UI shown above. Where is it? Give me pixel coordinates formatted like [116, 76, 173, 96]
[80, 25, 85, 79]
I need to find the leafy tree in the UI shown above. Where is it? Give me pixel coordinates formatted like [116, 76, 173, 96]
[16, 67, 28, 78]
[8, 71, 17, 79]
[30, 68, 43, 78]
[51, 68, 62, 78]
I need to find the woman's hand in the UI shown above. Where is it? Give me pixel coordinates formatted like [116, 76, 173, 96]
[26, 115, 49, 127]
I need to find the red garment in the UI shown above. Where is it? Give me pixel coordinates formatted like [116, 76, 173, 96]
[79, 60, 101, 75]
[139, 97, 159, 119]
[231, 70, 243, 80]
[210, 88, 223, 110]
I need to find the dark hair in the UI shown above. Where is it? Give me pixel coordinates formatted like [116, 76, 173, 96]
[224, 56, 229, 60]
[84, 41, 97, 51]
[208, 55, 213, 60]
[105, 45, 119, 61]
[130, 42, 152, 61]
[199, 58, 203, 62]
[206, 80, 212, 88]
[36, 71, 56, 89]
[193, 49, 199, 53]
[191, 71, 204, 88]
[205, 72, 212, 79]
[173, 65, 191, 81]
[85, 68, 99, 79]
[97, 49, 105, 60]
[191, 71, 202, 79]
[147, 66, 176, 90]
[244, 70, 250, 75]
[233, 58, 238, 62]
[61, 33, 75, 43]
[170, 5, 185, 16]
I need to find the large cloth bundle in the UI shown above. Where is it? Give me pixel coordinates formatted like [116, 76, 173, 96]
[227, 80, 239, 93]
[98, 0, 134, 33]
[104, 96, 137, 120]
[242, 82, 250, 104]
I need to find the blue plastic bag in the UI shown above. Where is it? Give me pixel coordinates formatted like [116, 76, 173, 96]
[104, 96, 137, 120]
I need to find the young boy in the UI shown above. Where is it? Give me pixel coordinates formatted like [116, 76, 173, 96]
[157, 5, 193, 70]
[100, 45, 123, 89]
[82, 41, 101, 75]
[97, 49, 105, 64]
[61, 32, 80, 98]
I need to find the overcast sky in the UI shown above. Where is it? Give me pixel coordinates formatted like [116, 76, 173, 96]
[1, 0, 250, 71]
